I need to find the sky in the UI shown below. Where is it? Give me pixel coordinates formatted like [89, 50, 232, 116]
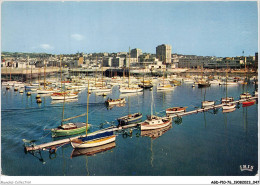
[1, 1, 258, 57]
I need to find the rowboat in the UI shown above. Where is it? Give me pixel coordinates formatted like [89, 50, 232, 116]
[105, 98, 126, 105]
[117, 112, 142, 126]
[201, 100, 215, 107]
[222, 103, 236, 110]
[166, 107, 187, 114]
[140, 115, 172, 131]
[242, 100, 255, 107]
[222, 108, 236, 113]
[51, 122, 91, 138]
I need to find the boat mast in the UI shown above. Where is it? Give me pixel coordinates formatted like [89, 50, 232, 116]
[5, 58, 7, 80]
[162, 56, 164, 86]
[61, 90, 66, 126]
[60, 55, 62, 92]
[30, 60, 32, 84]
[95, 56, 97, 87]
[101, 56, 103, 88]
[26, 57, 28, 82]
[44, 60, 46, 90]
[226, 61, 228, 101]
[151, 88, 153, 116]
[128, 47, 130, 88]
[86, 80, 90, 136]
[38, 68, 40, 88]
[10, 59, 12, 81]
[245, 57, 248, 94]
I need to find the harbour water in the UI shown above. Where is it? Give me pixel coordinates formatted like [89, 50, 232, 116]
[1, 82, 258, 176]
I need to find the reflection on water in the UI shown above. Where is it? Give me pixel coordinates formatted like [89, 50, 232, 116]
[71, 142, 116, 158]
[141, 125, 172, 139]
[222, 108, 236, 113]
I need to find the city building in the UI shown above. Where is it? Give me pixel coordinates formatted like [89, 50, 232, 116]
[156, 44, 172, 64]
[111, 57, 125, 68]
[103, 57, 113, 67]
[130, 48, 142, 60]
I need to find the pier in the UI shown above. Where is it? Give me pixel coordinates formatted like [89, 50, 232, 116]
[24, 96, 258, 152]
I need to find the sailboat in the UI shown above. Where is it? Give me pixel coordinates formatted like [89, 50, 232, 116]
[92, 57, 112, 93]
[141, 124, 172, 139]
[50, 58, 78, 100]
[36, 60, 56, 94]
[201, 87, 215, 108]
[157, 62, 174, 90]
[51, 92, 90, 137]
[141, 88, 172, 130]
[119, 47, 143, 93]
[222, 62, 236, 110]
[197, 66, 210, 88]
[239, 56, 254, 107]
[138, 71, 153, 89]
[71, 81, 116, 149]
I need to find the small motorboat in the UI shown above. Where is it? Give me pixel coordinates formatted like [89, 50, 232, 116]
[242, 100, 255, 107]
[117, 112, 142, 126]
[105, 98, 126, 106]
[166, 107, 187, 114]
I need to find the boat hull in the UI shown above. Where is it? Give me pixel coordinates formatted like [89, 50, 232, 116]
[141, 119, 171, 131]
[242, 101, 255, 107]
[51, 123, 90, 137]
[37, 90, 56, 94]
[117, 113, 142, 126]
[71, 135, 116, 149]
[71, 142, 116, 157]
[119, 88, 143, 93]
[202, 101, 215, 107]
[51, 94, 78, 100]
[166, 107, 186, 114]
[222, 104, 236, 110]
[198, 83, 210, 88]
[105, 98, 126, 105]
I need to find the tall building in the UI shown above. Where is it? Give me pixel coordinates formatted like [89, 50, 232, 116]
[156, 44, 172, 64]
[131, 48, 142, 60]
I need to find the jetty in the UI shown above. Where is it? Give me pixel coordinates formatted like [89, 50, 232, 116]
[24, 96, 258, 152]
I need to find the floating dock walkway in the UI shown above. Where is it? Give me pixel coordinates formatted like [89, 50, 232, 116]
[24, 96, 258, 152]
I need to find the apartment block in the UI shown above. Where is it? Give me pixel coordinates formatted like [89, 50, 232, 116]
[156, 44, 172, 64]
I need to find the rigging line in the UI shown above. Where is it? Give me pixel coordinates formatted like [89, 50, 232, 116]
[37, 131, 52, 141]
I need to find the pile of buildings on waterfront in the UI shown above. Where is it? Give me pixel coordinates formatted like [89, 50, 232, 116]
[1, 44, 258, 75]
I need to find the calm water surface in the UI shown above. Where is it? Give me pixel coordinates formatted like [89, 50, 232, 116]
[1, 82, 258, 176]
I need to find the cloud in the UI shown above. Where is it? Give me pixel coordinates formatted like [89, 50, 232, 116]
[71, 34, 84, 41]
[40, 44, 54, 50]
